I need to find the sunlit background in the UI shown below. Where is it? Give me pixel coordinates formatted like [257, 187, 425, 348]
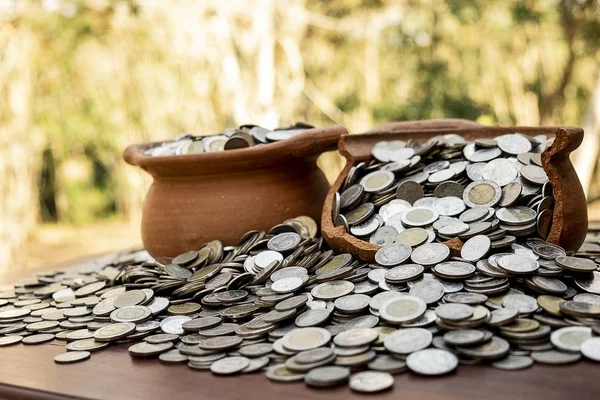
[1, 0, 600, 272]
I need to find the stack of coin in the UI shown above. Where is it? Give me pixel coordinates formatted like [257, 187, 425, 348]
[2, 211, 600, 392]
[144, 122, 314, 156]
[335, 133, 554, 248]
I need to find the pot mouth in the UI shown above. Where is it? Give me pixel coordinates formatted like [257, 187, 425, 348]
[123, 124, 347, 177]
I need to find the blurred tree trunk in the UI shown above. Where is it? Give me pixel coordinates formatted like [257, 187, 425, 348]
[0, 28, 41, 270]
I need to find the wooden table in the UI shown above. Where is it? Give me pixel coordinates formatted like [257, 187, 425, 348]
[1, 257, 599, 400]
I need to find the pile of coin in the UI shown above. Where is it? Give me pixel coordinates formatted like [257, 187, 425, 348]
[334, 133, 554, 249]
[144, 122, 313, 156]
[1, 216, 600, 388]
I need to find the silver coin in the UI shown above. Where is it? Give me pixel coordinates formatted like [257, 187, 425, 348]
[271, 277, 303, 294]
[370, 226, 399, 246]
[160, 316, 192, 335]
[501, 294, 538, 314]
[550, 326, 592, 352]
[375, 243, 412, 267]
[401, 207, 439, 227]
[410, 243, 450, 266]
[406, 349, 458, 375]
[408, 280, 445, 304]
[443, 329, 485, 346]
[461, 235, 491, 262]
[379, 296, 426, 324]
[304, 366, 350, 388]
[482, 159, 518, 187]
[384, 264, 424, 283]
[210, 356, 250, 375]
[497, 254, 539, 274]
[530, 350, 581, 364]
[281, 327, 331, 352]
[434, 197, 466, 217]
[496, 134, 532, 155]
[581, 337, 600, 362]
[491, 355, 533, 370]
[54, 351, 91, 364]
[334, 294, 371, 314]
[384, 328, 432, 355]
[360, 170, 395, 193]
[268, 232, 301, 252]
[334, 328, 379, 347]
[521, 165, 549, 185]
[435, 303, 473, 321]
[350, 216, 380, 237]
[496, 206, 537, 225]
[311, 280, 354, 300]
[349, 371, 394, 393]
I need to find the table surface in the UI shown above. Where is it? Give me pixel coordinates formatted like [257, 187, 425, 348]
[1, 257, 600, 400]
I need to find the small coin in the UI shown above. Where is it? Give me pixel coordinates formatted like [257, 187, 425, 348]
[556, 256, 597, 272]
[409, 280, 444, 304]
[93, 322, 136, 341]
[463, 180, 502, 208]
[530, 350, 581, 364]
[160, 316, 192, 335]
[497, 254, 539, 274]
[361, 171, 395, 193]
[66, 338, 110, 352]
[406, 349, 458, 375]
[491, 355, 533, 370]
[281, 327, 331, 352]
[367, 355, 407, 373]
[461, 235, 491, 262]
[22, 333, 55, 345]
[265, 364, 305, 382]
[581, 337, 600, 362]
[311, 281, 354, 300]
[110, 306, 151, 323]
[159, 349, 188, 364]
[395, 228, 429, 247]
[550, 326, 592, 352]
[304, 365, 350, 388]
[267, 232, 301, 252]
[384, 328, 432, 355]
[334, 328, 379, 348]
[375, 243, 412, 267]
[0, 335, 23, 346]
[349, 371, 394, 393]
[435, 303, 473, 321]
[379, 296, 426, 324]
[443, 329, 485, 346]
[54, 351, 91, 364]
[401, 207, 439, 227]
[410, 243, 450, 266]
[396, 181, 424, 205]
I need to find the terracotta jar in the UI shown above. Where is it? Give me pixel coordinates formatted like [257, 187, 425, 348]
[124, 125, 347, 257]
[321, 119, 588, 262]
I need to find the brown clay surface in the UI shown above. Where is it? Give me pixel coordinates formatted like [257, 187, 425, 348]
[322, 119, 587, 262]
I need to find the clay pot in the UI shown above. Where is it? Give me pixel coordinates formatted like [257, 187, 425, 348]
[124, 125, 347, 257]
[321, 119, 588, 262]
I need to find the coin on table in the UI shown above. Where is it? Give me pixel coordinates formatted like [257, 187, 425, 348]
[379, 296, 426, 324]
[581, 337, 600, 362]
[375, 243, 412, 267]
[349, 371, 394, 393]
[128, 342, 173, 357]
[361, 170, 395, 193]
[304, 366, 350, 388]
[550, 326, 592, 352]
[0, 308, 30, 319]
[159, 349, 188, 364]
[491, 355, 533, 370]
[145, 333, 179, 344]
[396, 181, 424, 205]
[530, 350, 581, 364]
[110, 305, 151, 323]
[281, 327, 331, 352]
[268, 232, 301, 252]
[384, 328, 432, 355]
[209, 356, 250, 375]
[521, 165, 549, 185]
[575, 271, 600, 295]
[160, 316, 192, 335]
[401, 207, 439, 228]
[334, 328, 379, 348]
[0, 335, 23, 346]
[461, 235, 491, 262]
[367, 355, 407, 374]
[555, 256, 597, 272]
[311, 280, 354, 300]
[53, 350, 91, 365]
[266, 364, 305, 382]
[435, 303, 473, 321]
[66, 338, 110, 352]
[93, 322, 136, 341]
[497, 254, 539, 274]
[406, 348, 458, 375]
[22, 333, 55, 345]
[410, 243, 450, 266]
[463, 180, 502, 208]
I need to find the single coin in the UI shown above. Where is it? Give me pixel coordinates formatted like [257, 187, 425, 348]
[383, 328, 432, 355]
[340, 184, 365, 209]
[496, 206, 537, 225]
[443, 292, 488, 305]
[575, 271, 600, 295]
[334, 294, 371, 314]
[385, 264, 424, 283]
[581, 337, 600, 362]
[281, 327, 331, 352]
[159, 349, 188, 364]
[406, 349, 458, 375]
[500, 318, 540, 333]
[239, 343, 274, 358]
[271, 277, 304, 294]
[0, 335, 23, 346]
[501, 294, 538, 314]
[550, 326, 592, 352]
[461, 235, 491, 262]
[349, 371, 394, 393]
[375, 243, 412, 267]
[401, 207, 439, 227]
[160, 316, 192, 335]
[22, 333, 55, 345]
[361, 171, 395, 193]
[145, 333, 179, 344]
[521, 165, 549, 185]
[491, 355, 533, 370]
[435, 303, 473, 321]
[395, 228, 429, 247]
[128, 342, 173, 357]
[305, 366, 350, 388]
[496, 134, 532, 154]
[483, 159, 518, 187]
[165, 264, 192, 280]
[265, 364, 305, 382]
[65, 338, 110, 352]
[379, 296, 427, 324]
[367, 355, 407, 374]
[456, 336, 510, 360]
[54, 351, 91, 364]
[396, 181, 424, 205]
[488, 308, 519, 326]
[311, 281, 354, 300]
[497, 254, 539, 274]
[110, 306, 151, 323]
[409, 280, 445, 304]
[210, 356, 250, 375]
[463, 180, 502, 208]
[410, 243, 450, 266]
[531, 350, 581, 364]
[113, 290, 147, 308]
[499, 181, 522, 207]
[370, 226, 399, 246]
[443, 330, 485, 346]
[276, 295, 309, 312]
[555, 256, 597, 272]
[295, 309, 331, 327]
[334, 328, 379, 348]
[93, 322, 136, 341]
[267, 232, 302, 252]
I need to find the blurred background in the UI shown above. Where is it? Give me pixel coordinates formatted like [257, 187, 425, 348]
[1, 0, 600, 272]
